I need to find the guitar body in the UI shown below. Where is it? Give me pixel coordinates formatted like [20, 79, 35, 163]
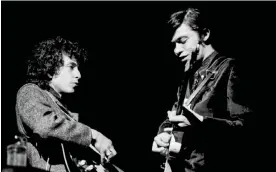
[163, 104, 189, 172]
[163, 129, 185, 172]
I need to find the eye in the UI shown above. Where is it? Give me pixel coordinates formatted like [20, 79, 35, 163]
[66, 65, 73, 69]
[179, 37, 187, 44]
[66, 63, 77, 70]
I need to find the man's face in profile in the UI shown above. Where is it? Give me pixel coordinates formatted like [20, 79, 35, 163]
[171, 23, 202, 70]
[50, 54, 81, 94]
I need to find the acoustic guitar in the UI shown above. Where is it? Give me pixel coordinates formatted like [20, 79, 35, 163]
[61, 142, 124, 172]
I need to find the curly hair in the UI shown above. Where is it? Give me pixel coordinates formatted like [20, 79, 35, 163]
[26, 36, 88, 88]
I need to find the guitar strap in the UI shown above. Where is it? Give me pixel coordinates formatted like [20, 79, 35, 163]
[184, 56, 231, 107]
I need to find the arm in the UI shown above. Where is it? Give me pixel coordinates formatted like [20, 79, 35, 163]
[16, 84, 93, 147]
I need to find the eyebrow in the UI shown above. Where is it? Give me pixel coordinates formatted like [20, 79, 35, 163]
[66, 61, 78, 67]
[172, 36, 188, 43]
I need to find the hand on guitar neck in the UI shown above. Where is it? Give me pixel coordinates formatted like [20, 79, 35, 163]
[68, 143, 124, 172]
[63, 130, 124, 172]
[91, 129, 117, 164]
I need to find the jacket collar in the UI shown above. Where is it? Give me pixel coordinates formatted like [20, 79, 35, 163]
[46, 85, 62, 101]
[197, 50, 219, 77]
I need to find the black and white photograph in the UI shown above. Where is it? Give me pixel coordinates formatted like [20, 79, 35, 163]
[1, 1, 272, 172]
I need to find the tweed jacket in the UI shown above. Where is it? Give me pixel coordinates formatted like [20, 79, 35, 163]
[158, 51, 253, 172]
[16, 83, 93, 172]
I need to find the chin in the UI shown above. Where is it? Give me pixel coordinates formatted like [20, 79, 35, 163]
[65, 88, 75, 93]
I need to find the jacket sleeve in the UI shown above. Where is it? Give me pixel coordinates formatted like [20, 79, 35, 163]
[16, 84, 93, 147]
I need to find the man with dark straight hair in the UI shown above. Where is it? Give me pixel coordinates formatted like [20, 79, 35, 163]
[152, 7, 254, 172]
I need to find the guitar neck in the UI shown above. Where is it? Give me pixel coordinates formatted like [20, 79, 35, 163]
[89, 144, 109, 161]
[182, 104, 202, 121]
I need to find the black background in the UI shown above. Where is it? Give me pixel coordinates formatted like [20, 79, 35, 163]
[1, 1, 273, 172]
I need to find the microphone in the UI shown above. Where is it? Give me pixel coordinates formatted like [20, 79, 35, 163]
[195, 39, 203, 54]
[189, 42, 201, 69]
[195, 43, 200, 54]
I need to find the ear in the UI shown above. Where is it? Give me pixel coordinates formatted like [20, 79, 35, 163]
[47, 74, 53, 79]
[202, 28, 210, 42]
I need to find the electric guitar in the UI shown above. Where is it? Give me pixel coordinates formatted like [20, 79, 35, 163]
[162, 56, 231, 172]
[163, 103, 203, 172]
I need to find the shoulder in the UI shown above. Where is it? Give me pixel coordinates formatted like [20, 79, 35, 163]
[214, 54, 239, 75]
[216, 53, 247, 82]
[16, 83, 48, 102]
[17, 83, 43, 95]
[216, 55, 236, 67]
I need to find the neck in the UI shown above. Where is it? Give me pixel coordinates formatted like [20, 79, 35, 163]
[49, 83, 62, 98]
[185, 44, 215, 72]
[202, 44, 215, 61]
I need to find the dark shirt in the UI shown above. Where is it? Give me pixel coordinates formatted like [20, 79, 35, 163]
[158, 51, 253, 172]
[187, 51, 219, 98]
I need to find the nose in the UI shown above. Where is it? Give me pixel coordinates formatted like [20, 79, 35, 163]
[174, 43, 183, 56]
[74, 67, 81, 79]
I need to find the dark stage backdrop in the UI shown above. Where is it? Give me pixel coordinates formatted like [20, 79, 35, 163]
[1, 1, 271, 172]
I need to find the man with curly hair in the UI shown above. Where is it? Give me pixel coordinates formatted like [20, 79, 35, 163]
[15, 36, 117, 172]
